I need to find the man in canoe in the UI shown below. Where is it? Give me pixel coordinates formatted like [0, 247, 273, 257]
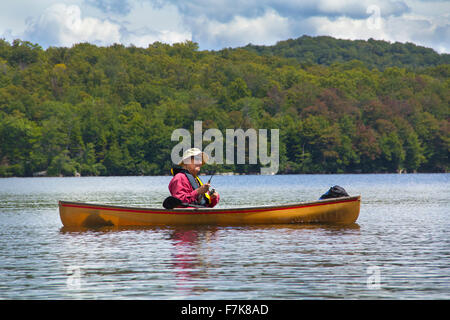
[169, 148, 220, 208]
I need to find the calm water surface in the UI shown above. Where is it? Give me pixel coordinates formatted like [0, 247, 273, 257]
[0, 174, 448, 299]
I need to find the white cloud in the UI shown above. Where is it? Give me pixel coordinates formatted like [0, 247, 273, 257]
[116, 1, 191, 46]
[0, 0, 448, 53]
[162, 0, 410, 21]
[154, 0, 449, 52]
[0, 0, 64, 41]
[121, 28, 191, 47]
[21, 2, 191, 48]
[84, 0, 133, 15]
[189, 9, 291, 49]
[310, 16, 390, 41]
[24, 3, 121, 47]
[316, 0, 409, 17]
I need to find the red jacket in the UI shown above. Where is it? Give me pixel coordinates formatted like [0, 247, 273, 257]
[169, 173, 220, 208]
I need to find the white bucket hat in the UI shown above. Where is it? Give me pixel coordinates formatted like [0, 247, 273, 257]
[178, 148, 209, 165]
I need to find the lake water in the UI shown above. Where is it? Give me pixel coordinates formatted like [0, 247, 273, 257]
[0, 174, 448, 299]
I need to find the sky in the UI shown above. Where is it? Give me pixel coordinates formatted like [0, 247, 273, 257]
[0, 0, 449, 53]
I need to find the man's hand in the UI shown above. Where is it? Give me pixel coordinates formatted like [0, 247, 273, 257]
[196, 183, 210, 195]
[209, 190, 218, 199]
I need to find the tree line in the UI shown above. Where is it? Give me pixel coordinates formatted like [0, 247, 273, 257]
[0, 37, 448, 177]
[244, 35, 450, 70]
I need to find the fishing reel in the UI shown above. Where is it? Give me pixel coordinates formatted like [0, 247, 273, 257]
[207, 172, 216, 197]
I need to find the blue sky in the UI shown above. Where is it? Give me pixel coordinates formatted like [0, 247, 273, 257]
[1, 0, 449, 53]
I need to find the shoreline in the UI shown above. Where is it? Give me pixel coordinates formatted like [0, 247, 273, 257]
[0, 171, 448, 179]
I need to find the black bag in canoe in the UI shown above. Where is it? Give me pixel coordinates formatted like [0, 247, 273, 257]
[319, 185, 350, 200]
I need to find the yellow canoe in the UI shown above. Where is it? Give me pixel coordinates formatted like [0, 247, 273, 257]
[59, 196, 360, 228]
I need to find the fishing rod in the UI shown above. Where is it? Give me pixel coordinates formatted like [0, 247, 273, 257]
[207, 171, 216, 195]
[207, 172, 215, 184]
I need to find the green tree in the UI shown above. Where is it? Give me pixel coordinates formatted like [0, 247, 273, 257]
[378, 132, 406, 172]
[0, 111, 41, 176]
[47, 150, 80, 176]
[228, 77, 251, 101]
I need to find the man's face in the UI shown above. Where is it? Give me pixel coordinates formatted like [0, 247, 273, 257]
[185, 155, 203, 176]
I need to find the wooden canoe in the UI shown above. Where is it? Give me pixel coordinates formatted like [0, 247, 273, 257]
[59, 196, 360, 228]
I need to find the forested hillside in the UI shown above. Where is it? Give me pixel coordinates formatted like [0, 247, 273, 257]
[0, 37, 448, 177]
[244, 35, 450, 70]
